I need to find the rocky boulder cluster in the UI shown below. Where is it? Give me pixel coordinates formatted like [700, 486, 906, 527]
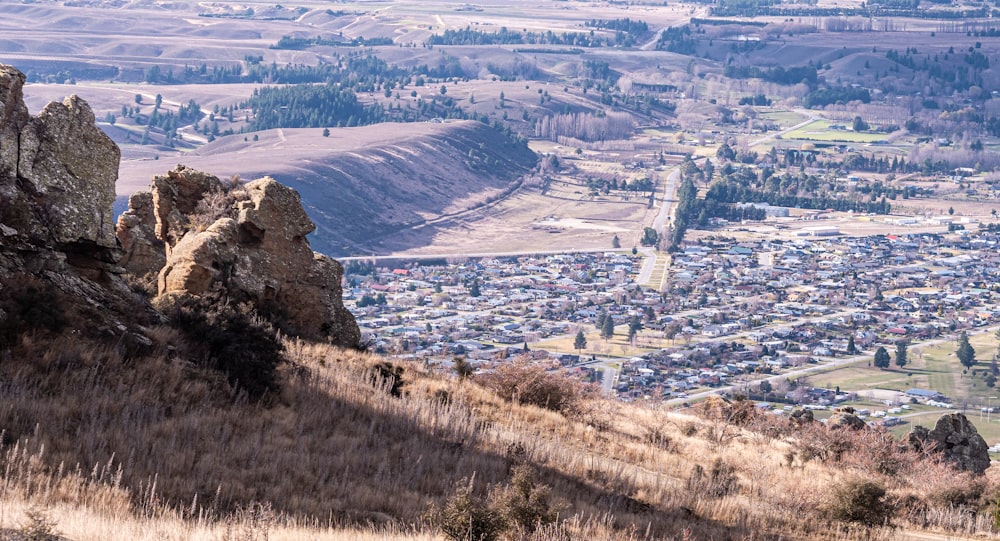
[118, 165, 359, 347]
[0, 64, 359, 349]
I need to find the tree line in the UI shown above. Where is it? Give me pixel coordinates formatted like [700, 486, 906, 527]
[427, 27, 618, 47]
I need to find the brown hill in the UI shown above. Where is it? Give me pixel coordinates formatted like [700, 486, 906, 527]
[119, 121, 538, 256]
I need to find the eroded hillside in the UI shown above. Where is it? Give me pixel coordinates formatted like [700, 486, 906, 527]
[119, 121, 537, 256]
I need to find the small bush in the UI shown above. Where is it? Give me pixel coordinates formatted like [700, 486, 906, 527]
[478, 358, 592, 414]
[686, 458, 739, 498]
[490, 465, 558, 533]
[165, 287, 284, 399]
[371, 362, 406, 398]
[437, 479, 506, 541]
[19, 505, 59, 541]
[826, 478, 893, 527]
[435, 466, 559, 541]
[0, 273, 66, 347]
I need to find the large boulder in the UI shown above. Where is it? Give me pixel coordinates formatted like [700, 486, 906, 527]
[0, 65, 119, 254]
[125, 166, 360, 348]
[0, 64, 119, 270]
[0, 64, 155, 342]
[906, 413, 990, 475]
[827, 411, 866, 430]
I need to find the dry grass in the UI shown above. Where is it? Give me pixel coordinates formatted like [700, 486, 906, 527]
[0, 325, 997, 540]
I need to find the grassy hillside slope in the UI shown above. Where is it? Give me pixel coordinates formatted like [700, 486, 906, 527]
[119, 120, 537, 256]
[1, 312, 998, 540]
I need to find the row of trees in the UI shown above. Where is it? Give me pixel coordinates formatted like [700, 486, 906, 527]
[427, 27, 619, 47]
[533, 111, 634, 142]
[143, 52, 467, 88]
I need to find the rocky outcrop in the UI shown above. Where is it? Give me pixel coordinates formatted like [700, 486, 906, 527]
[906, 413, 990, 475]
[1, 65, 119, 255]
[120, 165, 360, 348]
[0, 64, 153, 342]
[116, 191, 165, 278]
[827, 411, 866, 430]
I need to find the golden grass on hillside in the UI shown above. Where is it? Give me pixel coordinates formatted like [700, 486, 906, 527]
[0, 325, 997, 541]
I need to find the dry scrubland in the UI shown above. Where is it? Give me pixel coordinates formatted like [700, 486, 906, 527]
[1, 320, 999, 541]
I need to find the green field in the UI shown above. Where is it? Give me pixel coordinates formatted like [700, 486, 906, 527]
[759, 110, 808, 127]
[808, 330, 1000, 402]
[782, 119, 890, 143]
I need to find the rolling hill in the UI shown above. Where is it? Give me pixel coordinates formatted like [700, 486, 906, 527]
[118, 120, 538, 256]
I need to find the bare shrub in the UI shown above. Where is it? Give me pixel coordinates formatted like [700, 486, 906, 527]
[164, 287, 284, 399]
[188, 186, 236, 231]
[221, 502, 274, 541]
[0, 273, 66, 347]
[686, 458, 739, 498]
[370, 362, 406, 398]
[436, 478, 506, 541]
[490, 465, 559, 534]
[19, 505, 59, 541]
[477, 358, 593, 414]
[825, 477, 894, 527]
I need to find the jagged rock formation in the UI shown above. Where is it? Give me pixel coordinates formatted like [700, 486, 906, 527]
[118, 165, 360, 348]
[0, 63, 358, 351]
[906, 413, 990, 475]
[0, 64, 154, 342]
[1, 65, 119, 259]
[116, 191, 165, 277]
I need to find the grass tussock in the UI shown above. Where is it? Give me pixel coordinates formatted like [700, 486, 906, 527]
[0, 308, 998, 540]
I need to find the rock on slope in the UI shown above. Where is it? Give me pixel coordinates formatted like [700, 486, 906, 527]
[0, 64, 359, 349]
[118, 165, 359, 347]
[0, 63, 150, 342]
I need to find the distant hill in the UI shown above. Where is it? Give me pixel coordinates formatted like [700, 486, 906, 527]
[119, 120, 538, 256]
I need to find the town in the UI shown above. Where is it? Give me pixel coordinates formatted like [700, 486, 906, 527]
[346, 221, 1000, 423]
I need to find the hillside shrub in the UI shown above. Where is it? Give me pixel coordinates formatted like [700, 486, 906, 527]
[437, 479, 506, 541]
[0, 273, 66, 347]
[19, 505, 59, 541]
[371, 362, 406, 398]
[435, 466, 559, 541]
[491, 465, 558, 533]
[165, 288, 284, 399]
[825, 478, 893, 527]
[687, 458, 739, 498]
[478, 358, 593, 414]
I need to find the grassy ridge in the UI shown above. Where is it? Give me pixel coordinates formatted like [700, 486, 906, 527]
[0, 324, 998, 540]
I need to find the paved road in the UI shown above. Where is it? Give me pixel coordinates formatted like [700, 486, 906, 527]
[636, 167, 680, 287]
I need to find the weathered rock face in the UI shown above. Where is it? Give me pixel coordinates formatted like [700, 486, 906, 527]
[906, 413, 990, 475]
[116, 191, 165, 277]
[0, 66, 119, 254]
[0, 64, 153, 342]
[121, 165, 360, 348]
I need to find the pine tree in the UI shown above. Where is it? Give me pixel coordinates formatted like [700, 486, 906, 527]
[957, 331, 976, 369]
[847, 335, 858, 355]
[628, 315, 643, 341]
[874, 346, 891, 369]
[895, 341, 908, 369]
[574, 330, 587, 352]
[601, 316, 615, 341]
